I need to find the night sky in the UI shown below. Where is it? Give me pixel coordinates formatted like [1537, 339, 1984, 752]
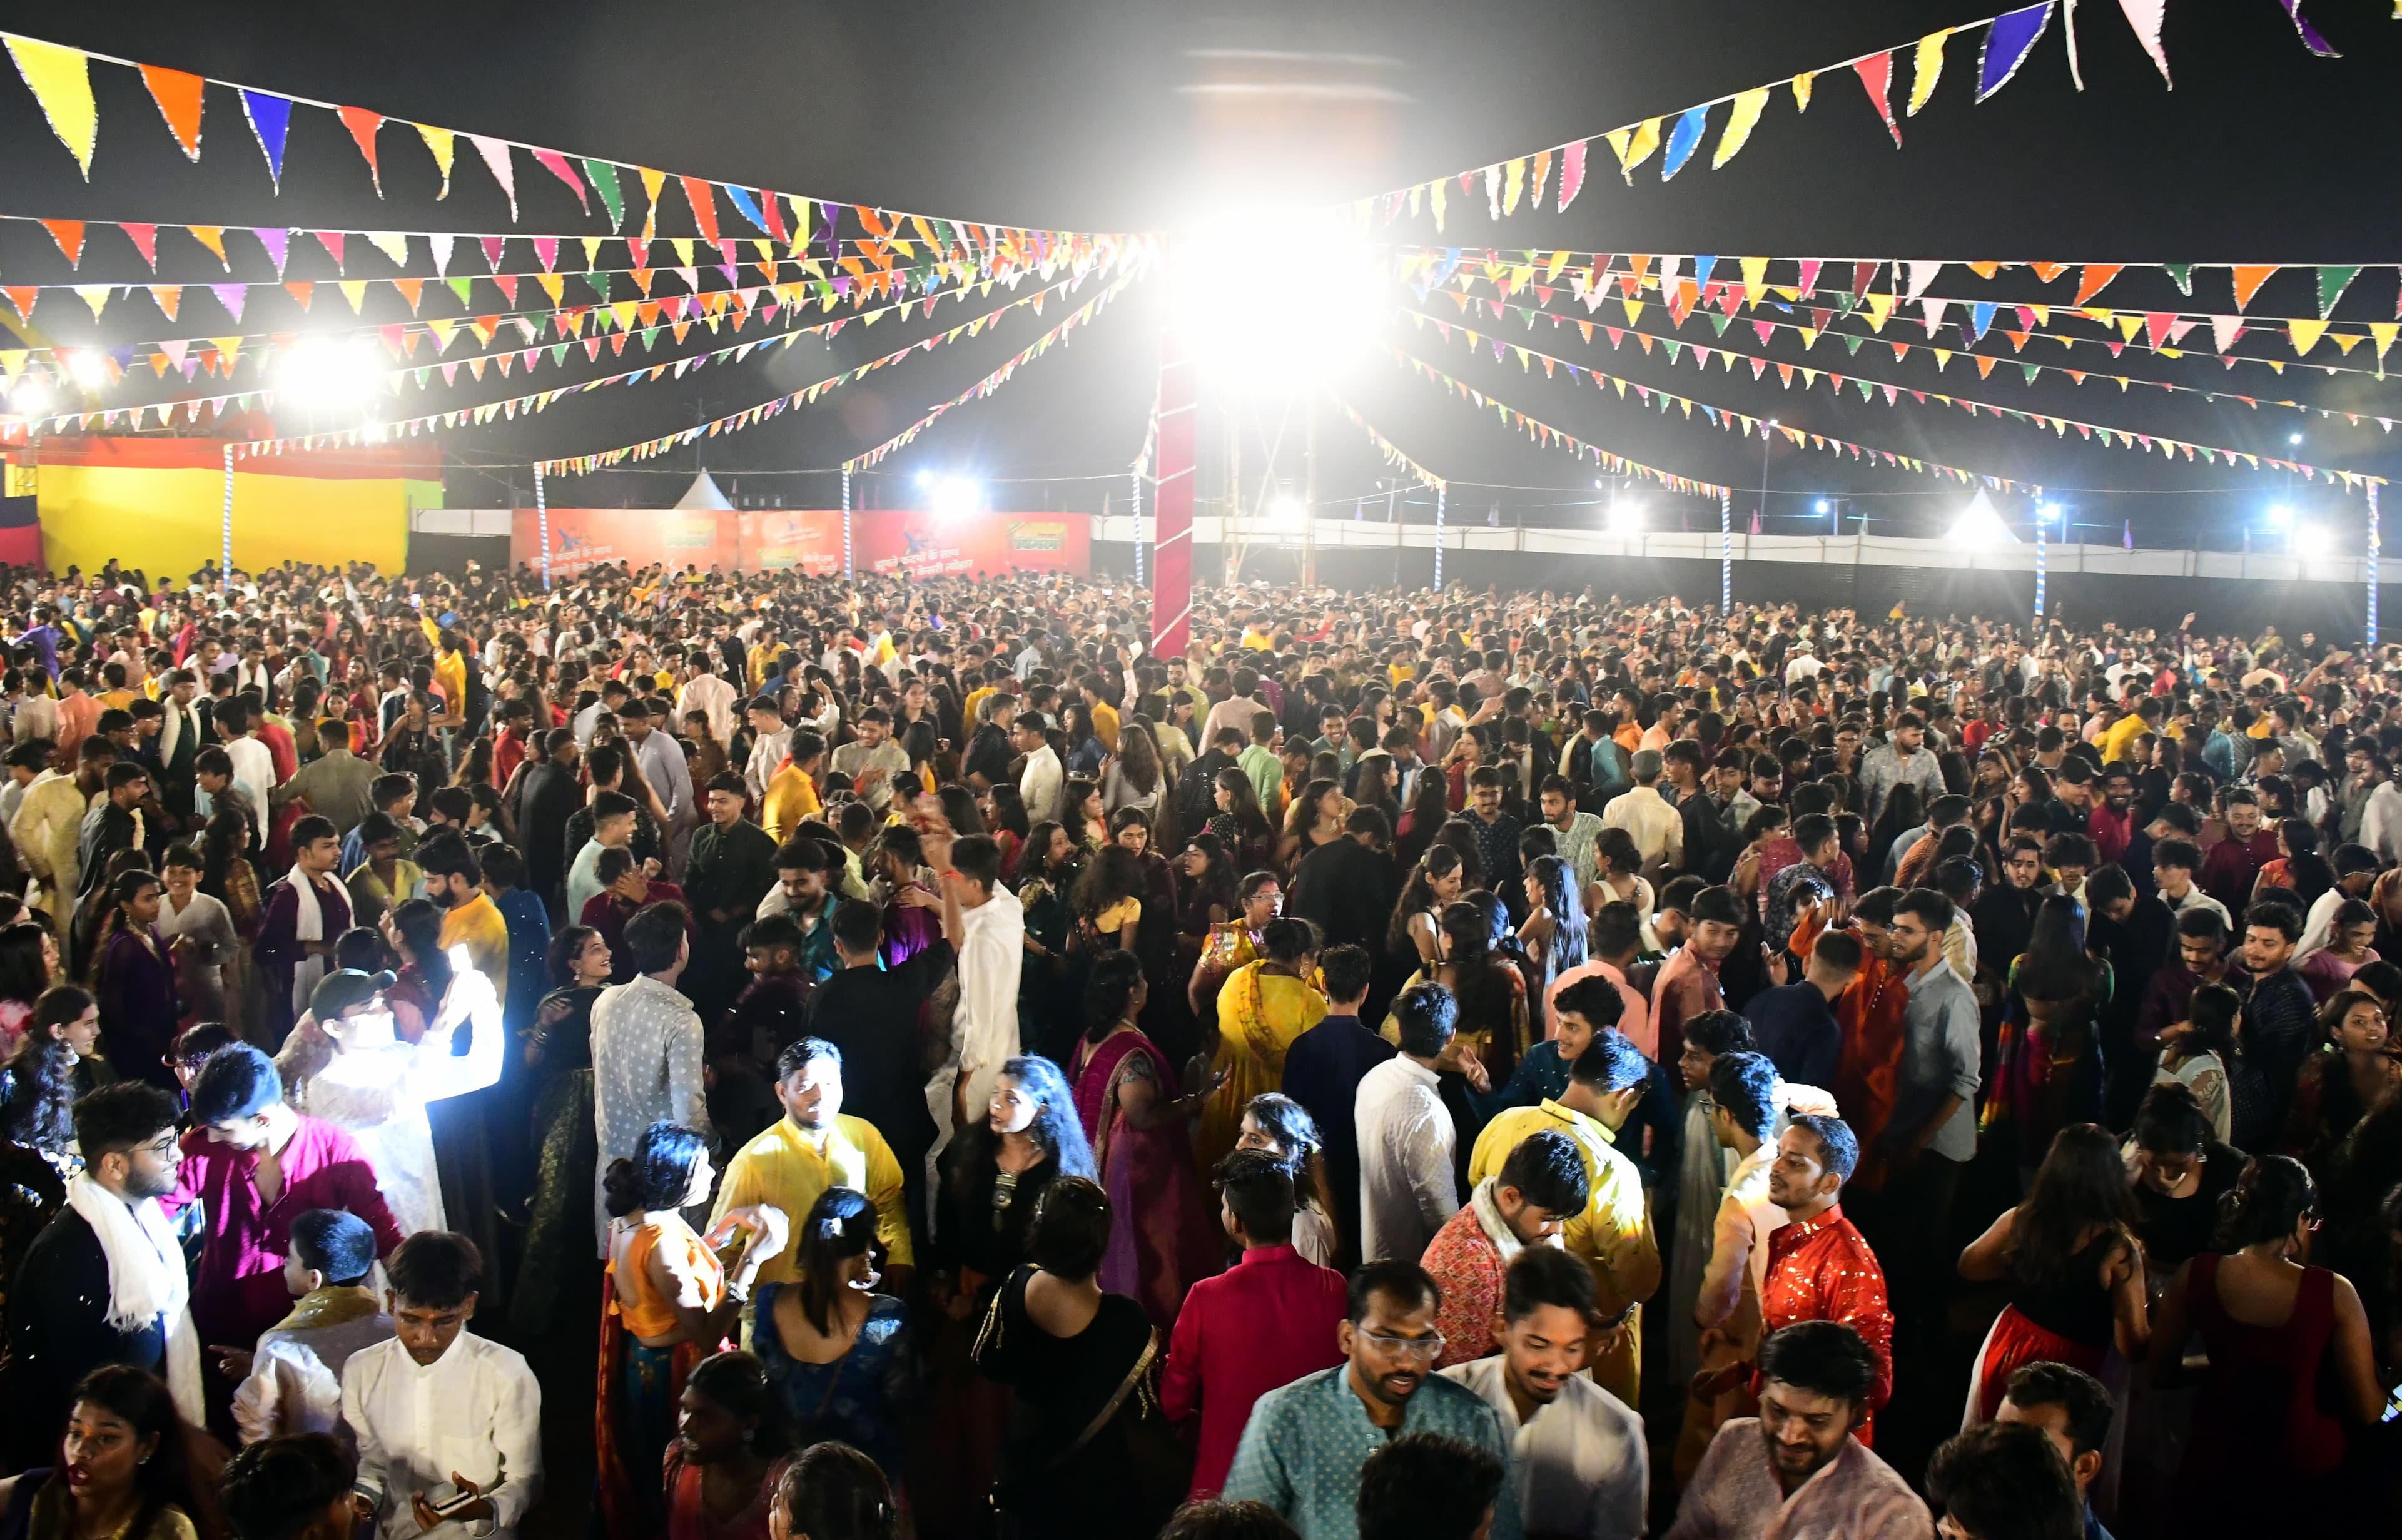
[0, 0, 2395, 547]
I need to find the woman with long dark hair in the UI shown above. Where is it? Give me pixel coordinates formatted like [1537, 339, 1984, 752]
[981, 783, 1030, 880]
[0, 920, 56, 1060]
[2279, 988, 2402, 1182]
[1172, 833, 1239, 937]
[1957, 1123, 2149, 1423]
[1204, 767, 1274, 874]
[664, 1350, 796, 1540]
[1274, 779, 1345, 876]
[1517, 854, 1589, 1005]
[1991, 894, 2114, 1173]
[2149, 1154, 2388, 1534]
[91, 872, 178, 1092]
[1102, 721, 1165, 822]
[2152, 980, 2237, 1144]
[1070, 953, 1220, 1329]
[938, 1055, 1097, 1307]
[512, 924, 612, 1334]
[1436, 898, 1531, 1087]
[597, 1121, 785, 1540]
[754, 1187, 916, 1487]
[768, 1444, 896, 1540]
[1386, 845, 1465, 976]
[1392, 773, 1451, 871]
[0, 1365, 224, 1540]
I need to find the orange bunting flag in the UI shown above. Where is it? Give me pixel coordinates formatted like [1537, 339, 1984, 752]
[2230, 265, 2278, 310]
[1852, 53, 1902, 146]
[140, 64, 206, 161]
[2072, 265, 2123, 306]
[338, 106, 385, 194]
[681, 176, 722, 246]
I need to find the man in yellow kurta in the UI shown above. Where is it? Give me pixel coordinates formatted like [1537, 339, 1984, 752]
[426, 838, 514, 1009]
[1194, 936, 1326, 1175]
[710, 1038, 913, 1300]
[762, 730, 826, 844]
[1468, 1029, 1660, 1407]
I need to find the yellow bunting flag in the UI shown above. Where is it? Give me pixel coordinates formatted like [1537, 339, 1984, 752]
[1791, 71, 1814, 111]
[1908, 30, 1951, 116]
[417, 125, 456, 196]
[1713, 89, 1770, 168]
[1606, 119, 1661, 183]
[9, 38, 97, 176]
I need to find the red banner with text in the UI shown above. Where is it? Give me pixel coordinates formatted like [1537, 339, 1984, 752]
[510, 508, 1088, 579]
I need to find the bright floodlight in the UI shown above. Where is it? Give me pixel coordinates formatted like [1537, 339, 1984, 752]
[2037, 503, 2062, 522]
[2266, 504, 2295, 530]
[64, 351, 110, 391]
[915, 470, 935, 487]
[2288, 432, 2304, 446]
[2293, 521, 2334, 559]
[1814, 499, 1830, 514]
[1606, 502, 1643, 535]
[1172, 211, 1386, 385]
[7, 379, 55, 419]
[1949, 494, 2017, 548]
[278, 335, 387, 410]
[930, 476, 982, 521]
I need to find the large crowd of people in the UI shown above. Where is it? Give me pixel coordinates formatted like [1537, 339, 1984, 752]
[0, 552, 2398, 1540]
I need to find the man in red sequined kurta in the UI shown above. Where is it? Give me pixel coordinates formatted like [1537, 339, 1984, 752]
[1795, 899, 1911, 1190]
[1759, 1112, 1892, 1446]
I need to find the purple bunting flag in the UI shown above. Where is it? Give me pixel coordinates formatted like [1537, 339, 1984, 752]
[1977, 1, 2056, 100]
[2274, 0, 2339, 58]
[238, 88, 293, 188]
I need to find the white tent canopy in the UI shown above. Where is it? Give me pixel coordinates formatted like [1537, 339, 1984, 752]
[674, 471, 734, 510]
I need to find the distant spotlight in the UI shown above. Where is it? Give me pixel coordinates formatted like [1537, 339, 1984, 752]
[1606, 502, 1643, 535]
[930, 476, 983, 521]
[1814, 499, 1830, 514]
[915, 470, 935, 487]
[64, 351, 110, 392]
[2266, 504, 2295, 530]
[7, 379, 55, 419]
[2038, 503, 2063, 522]
[2294, 521, 2335, 559]
[1593, 479, 1604, 489]
[278, 335, 387, 410]
[2288, 432, 2304, 446]
[1269, 494, 1309, 531]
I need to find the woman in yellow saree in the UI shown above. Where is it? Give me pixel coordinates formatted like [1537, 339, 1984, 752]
[1194, 916, 1325, 1175]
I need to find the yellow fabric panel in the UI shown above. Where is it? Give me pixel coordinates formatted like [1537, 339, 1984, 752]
[37, 464, 410, 575]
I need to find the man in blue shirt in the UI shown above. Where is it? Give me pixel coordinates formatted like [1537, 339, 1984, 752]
[1224, 1259, 1521, 1540]
[1741, 928, 1861, 1093]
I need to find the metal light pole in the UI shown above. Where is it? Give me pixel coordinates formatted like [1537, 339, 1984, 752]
[1433, 484, 1446, 591]
[2034, 493, 2051, 623]
[1720, 488, 1733, 614]
[841, 465, 853, 580]
[2369, 482, 2381, 650]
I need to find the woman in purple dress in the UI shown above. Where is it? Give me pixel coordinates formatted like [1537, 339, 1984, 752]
[91, 870, 181, 1090]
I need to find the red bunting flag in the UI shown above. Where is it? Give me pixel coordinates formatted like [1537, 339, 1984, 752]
[139, 64, 205, 161]
[681, 176, 722, 246]
[121, 222, 158, 270]
[337, 106, 385, 194]
[1852, 53, 1901, 146]
[39, 219, 84, 266]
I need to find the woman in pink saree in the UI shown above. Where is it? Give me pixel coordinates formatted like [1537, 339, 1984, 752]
[1070, 951, 1225, 1329]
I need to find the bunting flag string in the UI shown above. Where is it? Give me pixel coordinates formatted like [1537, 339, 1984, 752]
[1443, 288, 2402, 435]
[6, 256, 1129, 449]
[53, 251, 1120, 417]
[1422, 260, 2402, 388]
[1386, 246, 2402, 343]
[1330, 395, 1445, 489]
[1399, 309, 2386, 490]
[1338, 1, 2336, 231]
[835, 269, 1143, 474]
[2, 27, 1132, 245]
[1389, 346, 1733, 500]
[0, 240, 1152, 396]
[0, 210, 1132, 288]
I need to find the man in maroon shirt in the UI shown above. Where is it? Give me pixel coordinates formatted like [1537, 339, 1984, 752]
[1162, 1151, 1348, 1499]
[2197, 788, 2278, 916]
[167, 1045, 403, 1416]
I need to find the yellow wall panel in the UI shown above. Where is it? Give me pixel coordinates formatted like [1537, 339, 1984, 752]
[37, 464, 409, 577]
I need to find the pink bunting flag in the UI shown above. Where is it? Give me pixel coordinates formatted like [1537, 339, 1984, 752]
[2116, 0, 2171, 84]
[121, 223, 158, 270]
[468, 135, 518, 220]
[1853, 53, 1902, 146]
[1557, 140, 1587, 211]
[531, 148, 589, 213]
[315, 230, 345, 269]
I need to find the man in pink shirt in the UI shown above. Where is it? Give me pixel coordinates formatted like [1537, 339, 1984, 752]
[1162, 1151, 1347, 1499]
[167, 1045, 403, 1407]
[1653, 886, 1747, 1058]
[1546, 900, 1653, 1055]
